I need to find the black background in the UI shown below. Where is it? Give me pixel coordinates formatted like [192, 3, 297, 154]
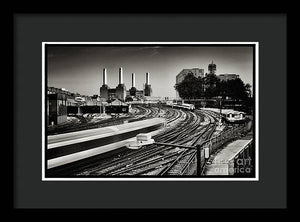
[13, 14, 286, 209]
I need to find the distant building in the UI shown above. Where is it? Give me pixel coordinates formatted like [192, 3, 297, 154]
[100, 68, 126, 101]
[208, 61, 216, 75]
[47, 87, 68, 125]
[129, 73, 137, 96]
[105, 99, 129, 113]
[48, 86, 73, 97]
[127, 89, 144, 97]
[67, 97, 77, 107]
[100, 68, 151, 100]
[47, 86, 101, 125]
[175, 62, 242, 97]
[218, 73, 240, 81]
[100, 85, 109, 100]
[115, 84, 126, 101]
[144, 96, 162, 101]
[176, 68, 204, 84]
[144, 85, 152, 97]
[107, 88, 116, 100]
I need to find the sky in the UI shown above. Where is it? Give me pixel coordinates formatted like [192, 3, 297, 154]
[47, 45, 253, 98]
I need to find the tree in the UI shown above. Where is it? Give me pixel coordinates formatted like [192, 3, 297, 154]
[218, 78, 249, 100]
[205, 73, 219, 86]
[174, 73, 203, 99]
[245, 83, 252, 98]
[203, 73, 220, 98]
[175, 72, 252, 101]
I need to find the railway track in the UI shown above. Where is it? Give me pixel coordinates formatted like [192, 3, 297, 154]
[47, 105, 157, 135]
[154, 110, 218, 176]
[69, 107, 220, 176]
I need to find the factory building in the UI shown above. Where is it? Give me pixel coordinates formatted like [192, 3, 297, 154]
[100, 68, 152, 101]
[176, 68, 204, 84]
[128, 72, 144, 98]
[100, 68, 126, 101]
[129, 73, 137, 96]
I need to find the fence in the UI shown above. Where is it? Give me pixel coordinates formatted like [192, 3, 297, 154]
[181, 124, 250, 175]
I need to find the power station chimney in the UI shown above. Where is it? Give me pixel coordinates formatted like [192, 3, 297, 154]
[119, 67, 123, 84]
[144, 72, 152, 96]
[146, 72, 150, 85]
[132, 73, 136, 87]
[103, 68, 107, 85]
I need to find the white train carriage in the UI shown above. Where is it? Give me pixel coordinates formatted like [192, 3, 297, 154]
[47, 118, 166, 169]
[169, 103, 195, 111]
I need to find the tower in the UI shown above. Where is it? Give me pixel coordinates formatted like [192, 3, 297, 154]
[118, 67, 123, 84]
[132, 73, 136, 88]
[103, 68, 107, 85]
[208, 61, 217, 75]
[144, 72, 152, 96]
[100, 68, 109, 99]
[146, 72, 150, 85]
[129, 73, 137, 96]
[115, 67, 126, 101]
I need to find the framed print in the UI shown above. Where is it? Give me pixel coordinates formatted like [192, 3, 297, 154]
[42, 42, 258, 181]
[14, 13, 286, 210]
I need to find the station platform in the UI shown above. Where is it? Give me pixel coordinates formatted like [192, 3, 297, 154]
[205, 134, 253, 175]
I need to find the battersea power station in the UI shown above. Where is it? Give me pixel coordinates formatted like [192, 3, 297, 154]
[100, 67, 152, 101]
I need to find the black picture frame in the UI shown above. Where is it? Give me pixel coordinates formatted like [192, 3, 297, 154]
[13, 12, 287, 211]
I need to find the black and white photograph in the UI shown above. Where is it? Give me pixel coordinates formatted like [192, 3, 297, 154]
[43, 42, 258, 180]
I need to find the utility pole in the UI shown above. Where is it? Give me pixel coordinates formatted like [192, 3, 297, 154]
[196, 145, 201, 176]
[154, 142, 202, 177]
[220, 98, 222, 122]
[100, 99, 101, 114]
[218, 95, 222, 125]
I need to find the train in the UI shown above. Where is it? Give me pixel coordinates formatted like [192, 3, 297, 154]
[166, 102, 195, 111]
[47, 118, 166, 170]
